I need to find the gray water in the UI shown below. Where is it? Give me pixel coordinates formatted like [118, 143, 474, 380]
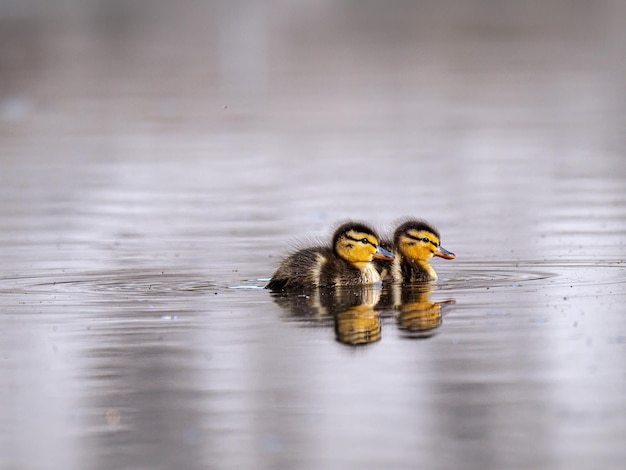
[1, 2, 625, 469]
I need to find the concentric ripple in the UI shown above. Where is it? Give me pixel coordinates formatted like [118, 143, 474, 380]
[0, 270, 218, 308]
[438, 259, 625, 297]
[439, 261, 558, 291]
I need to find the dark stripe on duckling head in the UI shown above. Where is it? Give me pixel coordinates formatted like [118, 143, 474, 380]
[345, 234, 377, 248]
[393, 219, 440, 246]
[332, 222, 380, 249]
[405, 232, 439, 248]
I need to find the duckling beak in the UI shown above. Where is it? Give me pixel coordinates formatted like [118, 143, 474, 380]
[373, 245, 395, 260]
[434, 246, 455, 259]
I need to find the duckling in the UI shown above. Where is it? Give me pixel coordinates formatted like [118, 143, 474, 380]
[376, 219, 455, 282]
[266, 222, 395, 290]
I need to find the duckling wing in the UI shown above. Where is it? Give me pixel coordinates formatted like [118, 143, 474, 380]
[266, 247, 333, 290]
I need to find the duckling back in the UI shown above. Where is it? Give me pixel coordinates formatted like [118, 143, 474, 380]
[266, 247, 331, 290]
[267, 246, 372, 290]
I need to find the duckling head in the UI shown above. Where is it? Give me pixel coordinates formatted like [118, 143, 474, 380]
[394, 219, 456, 262]
[332, 222, 395, 265]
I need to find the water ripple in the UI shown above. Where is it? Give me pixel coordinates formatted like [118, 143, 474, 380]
[0, 270, 218, 299]
[439, 259, 625, 293]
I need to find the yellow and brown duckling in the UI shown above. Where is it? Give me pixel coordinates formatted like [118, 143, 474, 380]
[376, 219, 455, 282]
[266, 221, 395, 290]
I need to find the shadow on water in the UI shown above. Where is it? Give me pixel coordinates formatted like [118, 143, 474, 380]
[270, 282, 455, 345]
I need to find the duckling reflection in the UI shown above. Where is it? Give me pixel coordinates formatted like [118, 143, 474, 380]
[270, 285, 383, 345]
[383, 282, 455, 338]
[334, 293, 382, 345]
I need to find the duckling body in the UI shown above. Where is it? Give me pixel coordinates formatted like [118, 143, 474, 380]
[266, 222, 394, 290]
[376, 219, 455, 283]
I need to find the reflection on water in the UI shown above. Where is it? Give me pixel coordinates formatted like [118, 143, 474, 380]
[271, 283, 455, 344]
[393, 284, 454, 338]
[271, 286, 383, 345]
[335, 303, 381, 345]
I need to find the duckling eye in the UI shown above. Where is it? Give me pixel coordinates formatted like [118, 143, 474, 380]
[421, 237, 439, 248]
[360, 238, 370, 244]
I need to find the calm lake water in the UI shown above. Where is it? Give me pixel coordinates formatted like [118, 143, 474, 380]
[1, 2, 625, 469]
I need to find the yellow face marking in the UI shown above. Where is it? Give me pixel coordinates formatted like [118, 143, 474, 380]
[335, 230, 379, 264]
[399, 230, 441, 261]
